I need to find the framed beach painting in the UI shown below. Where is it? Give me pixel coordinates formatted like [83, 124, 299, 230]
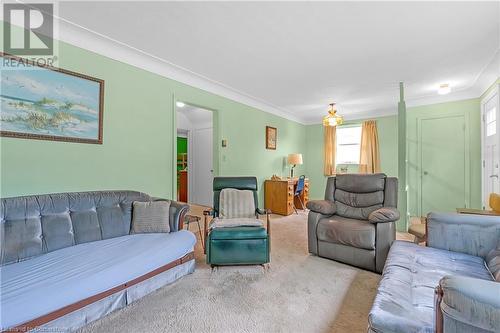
[266, 126, 277, 150]
[0, 53, 104, 144]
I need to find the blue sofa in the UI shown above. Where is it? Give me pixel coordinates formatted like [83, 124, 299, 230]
[0, 191, 195, 332]
[368, 212, 500, 333]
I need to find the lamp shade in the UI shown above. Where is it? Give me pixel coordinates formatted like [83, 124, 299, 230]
[287, 153, 303, 165]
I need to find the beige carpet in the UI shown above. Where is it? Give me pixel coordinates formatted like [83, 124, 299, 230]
[79, 211, 381, 333]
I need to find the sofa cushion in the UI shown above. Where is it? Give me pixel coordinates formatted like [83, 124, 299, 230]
[334, 180, 385, 220]
[131, 201, 171, 233]
[0, 231, 196, 330]
[317, 216, 375, 250]
[335, 173, 386, 193]
[70, 210, 102, 244]
[1, 191, 152, 265]
[0, 217, 43, 265]
[219, 189, 255, 219]
[41, 213, 75, 252]
[210, 217, 263, 229]
[368, 241, 493, 333]
[209, 226, 267, 240]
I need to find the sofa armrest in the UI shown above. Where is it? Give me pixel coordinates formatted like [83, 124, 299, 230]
[368, 207, 400, 223]
[427, 212, 500, 258]
[306, 200, 336, 216]
[435, 276, 500, 333]
[153, 198, 189, 232]
[307, 211, 330, 255]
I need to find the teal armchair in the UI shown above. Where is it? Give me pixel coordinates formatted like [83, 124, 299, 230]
[204, 177, 271, 267]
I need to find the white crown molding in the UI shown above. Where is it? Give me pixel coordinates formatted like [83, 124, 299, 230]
[54, 18, 303, 124]
[6, 14, 498, 126]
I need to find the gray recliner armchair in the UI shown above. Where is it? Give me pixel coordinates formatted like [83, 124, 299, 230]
[307, 173, 399, 273]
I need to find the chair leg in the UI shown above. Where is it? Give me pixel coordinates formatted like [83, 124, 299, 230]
[293, 197, 298, 215]
[298, 195, 305, 210]
[196, 219, 204, 249]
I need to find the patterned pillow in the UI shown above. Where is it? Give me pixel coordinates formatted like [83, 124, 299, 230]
[220, 189, 255, 219]
[131, 201, 170, 233]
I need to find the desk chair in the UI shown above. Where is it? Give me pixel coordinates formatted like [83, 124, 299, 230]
[293, 175, 306, 214]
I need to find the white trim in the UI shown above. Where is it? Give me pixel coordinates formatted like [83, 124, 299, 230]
[8, 14, 497, 125]
[480, 83, 500, 208]
[54, 18, 303, 124]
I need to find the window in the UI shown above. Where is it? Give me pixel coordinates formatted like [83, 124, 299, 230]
[486, 107, 497, 137]
[336, 125, 362, 164]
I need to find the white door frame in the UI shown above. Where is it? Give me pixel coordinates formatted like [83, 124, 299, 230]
[176, 128, 194, 202]
[172, 95, 220, 201]
[480, 83, 500, 208]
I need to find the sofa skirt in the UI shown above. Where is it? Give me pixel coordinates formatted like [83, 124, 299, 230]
[39, 259, 195, 332]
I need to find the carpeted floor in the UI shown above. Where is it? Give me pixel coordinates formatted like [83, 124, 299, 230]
[79, 211, 381, 333]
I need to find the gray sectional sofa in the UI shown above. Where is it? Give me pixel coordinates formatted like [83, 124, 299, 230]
[0, 191, 195, 332]
[368, 212, 500, 333]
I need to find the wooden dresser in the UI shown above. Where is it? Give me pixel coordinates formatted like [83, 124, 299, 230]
[264, 178, 309, 215]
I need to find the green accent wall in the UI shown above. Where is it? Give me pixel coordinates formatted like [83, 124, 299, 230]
[305, 98, 482, 232]
[177, 137, 188, 155]
[177, 137, 187, 173]
[406, 98, 482, 217]
[0, 26, 306, 206]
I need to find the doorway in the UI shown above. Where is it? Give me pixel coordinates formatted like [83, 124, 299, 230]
[418, 115, 469, 215]
[176, 103, 214, 207]
[481, 86, 500, 208]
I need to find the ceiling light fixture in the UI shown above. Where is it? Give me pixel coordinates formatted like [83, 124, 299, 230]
[438, 83, 451, 95]
[323, 103, 344, 127]
[176, 101, 186, 108]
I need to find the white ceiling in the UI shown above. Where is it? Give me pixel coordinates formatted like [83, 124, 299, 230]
[57, 1, 499, 123]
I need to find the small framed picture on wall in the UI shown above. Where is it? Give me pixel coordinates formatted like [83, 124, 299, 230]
[266, 126, 277, 150]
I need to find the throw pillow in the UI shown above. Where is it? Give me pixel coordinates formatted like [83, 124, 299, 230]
[131, 201, 170, 233]
[486, 248, 500, 282]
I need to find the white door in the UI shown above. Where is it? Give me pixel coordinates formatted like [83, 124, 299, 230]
[482, 89, 500, 209]
[192, 127, 213, 207]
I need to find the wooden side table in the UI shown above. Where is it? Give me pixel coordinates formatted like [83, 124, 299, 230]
[408, 217, 427, 244]
[184, 214, 204, 249]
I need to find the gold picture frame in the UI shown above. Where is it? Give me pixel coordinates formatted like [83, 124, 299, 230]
[266, 126, 277, 150]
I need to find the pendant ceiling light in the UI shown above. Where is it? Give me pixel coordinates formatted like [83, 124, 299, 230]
[322, 103, 344, 127]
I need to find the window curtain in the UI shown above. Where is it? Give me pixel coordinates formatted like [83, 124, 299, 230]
[359, 120, 381, 173]
[324, 125, 336, 175]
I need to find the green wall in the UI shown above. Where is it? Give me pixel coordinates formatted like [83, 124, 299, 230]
[177, 137, 188, 155]
[177, 137, 187, 173]
[305, 99, 482, 231]
[305, 115, 398, 200]
[406, 98, 482, 216]
[0, 29, 305, 206]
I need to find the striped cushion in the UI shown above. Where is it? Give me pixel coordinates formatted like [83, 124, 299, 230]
[131, 201, 170, 233]
[220, 189, 255, 219]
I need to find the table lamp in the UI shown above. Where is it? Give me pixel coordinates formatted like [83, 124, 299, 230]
[287, 153, 303, 178]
